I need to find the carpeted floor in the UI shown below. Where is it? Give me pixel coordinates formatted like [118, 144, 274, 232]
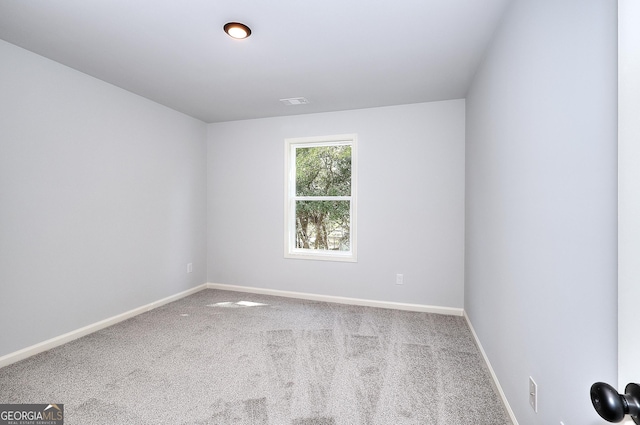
[0, 289, 512, 424]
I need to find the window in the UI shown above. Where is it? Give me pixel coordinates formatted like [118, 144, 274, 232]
[284, 134, 357, 262]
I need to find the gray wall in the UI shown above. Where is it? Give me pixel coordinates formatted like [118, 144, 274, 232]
[464, 1, 617, 424]
[0, 40, 208, 358]
[207, 100, 465, 308]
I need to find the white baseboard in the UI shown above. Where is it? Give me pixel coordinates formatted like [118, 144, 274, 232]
[0, 283, 208, 369]
[206, 282, 464, 316]
[464, 311, 519, 425]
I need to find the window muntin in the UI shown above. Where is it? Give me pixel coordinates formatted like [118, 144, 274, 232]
[285, 135, 357, 262]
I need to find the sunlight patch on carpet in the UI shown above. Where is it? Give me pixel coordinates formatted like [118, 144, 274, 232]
[207, 301, 268, 308]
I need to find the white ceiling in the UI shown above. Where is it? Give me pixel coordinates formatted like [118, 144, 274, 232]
[0, 0, 511, 123]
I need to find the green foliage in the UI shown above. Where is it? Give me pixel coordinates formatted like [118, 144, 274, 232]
[296, 145, 351, 196]
[295, 145, 351, 251]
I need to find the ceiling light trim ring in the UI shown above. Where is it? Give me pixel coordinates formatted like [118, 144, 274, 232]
[224, 22, 252, 39]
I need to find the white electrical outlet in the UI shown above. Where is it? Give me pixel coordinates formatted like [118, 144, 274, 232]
[396, 274, 404, 285]
[187, 263, 193, 273]
[529, 377, 538, 412]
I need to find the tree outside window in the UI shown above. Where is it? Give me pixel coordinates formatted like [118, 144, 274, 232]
[285, 135, 357, 262]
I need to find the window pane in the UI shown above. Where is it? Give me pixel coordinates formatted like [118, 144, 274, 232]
[296, 145, 351, 196]
[295, 200, 350, 251]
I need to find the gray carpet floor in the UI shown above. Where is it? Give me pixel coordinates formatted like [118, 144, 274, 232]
[0, 289, 512, 424]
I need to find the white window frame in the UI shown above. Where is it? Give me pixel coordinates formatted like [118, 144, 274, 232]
[284, 134, 357, 262]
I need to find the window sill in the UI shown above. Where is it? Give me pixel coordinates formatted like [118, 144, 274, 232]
[285, 250, 357, 263]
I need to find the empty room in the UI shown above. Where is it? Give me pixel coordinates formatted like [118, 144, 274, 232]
[0, 0, 631, 424]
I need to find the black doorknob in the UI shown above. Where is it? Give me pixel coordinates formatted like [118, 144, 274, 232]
[590, 382, 640, 424]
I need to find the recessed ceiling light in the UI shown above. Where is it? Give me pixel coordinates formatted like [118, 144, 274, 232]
[224, 22, 251, 39]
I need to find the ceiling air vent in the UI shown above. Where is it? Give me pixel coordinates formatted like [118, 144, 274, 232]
[279, 97, 310, 106]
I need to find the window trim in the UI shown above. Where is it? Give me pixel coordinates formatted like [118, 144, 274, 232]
[284, 134, 358, 262]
